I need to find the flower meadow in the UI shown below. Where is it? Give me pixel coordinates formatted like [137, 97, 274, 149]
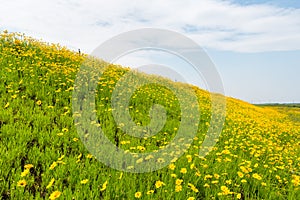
[0, 31, 299, 199]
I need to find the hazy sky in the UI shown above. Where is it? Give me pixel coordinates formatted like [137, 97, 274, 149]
[0, 0, 299, 103]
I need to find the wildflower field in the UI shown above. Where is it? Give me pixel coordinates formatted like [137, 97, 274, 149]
[0, 31, 299, 199]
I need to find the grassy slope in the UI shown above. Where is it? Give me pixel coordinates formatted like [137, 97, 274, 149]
[256, 104, 300, 123]
[0, 32, 299, 199]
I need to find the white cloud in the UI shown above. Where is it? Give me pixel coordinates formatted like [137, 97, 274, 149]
[0, 0, 299, 53]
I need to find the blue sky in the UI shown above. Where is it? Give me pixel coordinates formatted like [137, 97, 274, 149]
[0, 0, 299, 103]
[231, 0, 300, 8]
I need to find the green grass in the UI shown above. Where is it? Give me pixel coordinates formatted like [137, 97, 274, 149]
[0, 31, 299, 199]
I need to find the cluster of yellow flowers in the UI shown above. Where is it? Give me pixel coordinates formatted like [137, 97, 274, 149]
[1, 31, 299, 199]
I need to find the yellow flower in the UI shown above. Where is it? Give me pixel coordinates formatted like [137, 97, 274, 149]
[214, 174, 220, 179]
[49, 161, 57, 170]
[135, 192, 142, 198]
[57, 155, 65, 161]
[292, 175, 300, 186]
[180, 168, 187, 174]
[155, 180, 165, 188]
[4, 102, 9, 108]
[175, 185, 182, 192]
[261, 182, 267, 186]
[80, 179, 89, 184]
[190, 163, 195, 169]
[252, 173, 262, 180]
[137, 146, 145, 151]
[100, 180, 108, 191]
[118, 172, 123, 180]
[221, 149, 230, 155]
[171, 174, 177, 178]
[77, 153, 82, 159]
[237, 193, 242, 199]
[157, 158, 165, 163]
[49, 191, 61, 200]
[57, 161, 65, 164]
[188, 183, 199, 193]
[86, 154, 93, 159]
[204, 174, 213, 180]
[168, 163, 176, 170]
[187, 197, 195, 200]
[237, 171, 244, 178]
[21, 168, 30, 177]
[220, 185, 232, 195]
[146, 190, 154, 195]
[120, 140, 130, 145]
[24, 164, 34, 169]
[17, 180, 27, 187]
[73, 138, 79, 142]
[175, 179, 183, 185]
[62, 128, 68, 132]
[240, 166, 251, 173]
[46, 178, 55, 189]
[36, 100, 42, 106]
[145, 155, 153, 160]
[186, 155, 192, 162]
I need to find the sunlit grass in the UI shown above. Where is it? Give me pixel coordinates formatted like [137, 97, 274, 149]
[0, 31, 299, 199]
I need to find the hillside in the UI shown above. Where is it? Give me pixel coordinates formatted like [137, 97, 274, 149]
[0, 31, 299, 200]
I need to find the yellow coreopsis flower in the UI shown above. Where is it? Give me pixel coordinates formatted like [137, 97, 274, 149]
[49, 161, 57, 170]
[241, 179, 247, 183]
[214, 174, 220, 179]
[134, 192, 142, 198]
[220, 185, 232, 195]
[24, 164, 34, 169]
[188, 183, 199, 193]
[17, 179, 27, 187]
[187, 197, 195, 200]
[237, 171, 244, 178]
[252, 173, 262, 180]
[291, 175, 300, 186]
[180, 168, 187, 174]
[186, 155, 192, 162]
[146, 190, 154, 195]
[49, 191, 61, 200]
[175, 178, 183, 185]
[155, 180, 165, 188]
[86, 154, 93, 159]
[36, 100, 42, 106]
[168, 163, 176, 170]
[80, 179, 89, 184]
[4, 102, 10, 109]
[46, 178, 55, 189]
[100, 180, 108, 191]
[175, 185, 182, 192]
[171, 173, 177, 178]
[21, 168, 30, 177]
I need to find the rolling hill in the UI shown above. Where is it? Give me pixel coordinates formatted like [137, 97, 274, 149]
[0, 31, 299, 199]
